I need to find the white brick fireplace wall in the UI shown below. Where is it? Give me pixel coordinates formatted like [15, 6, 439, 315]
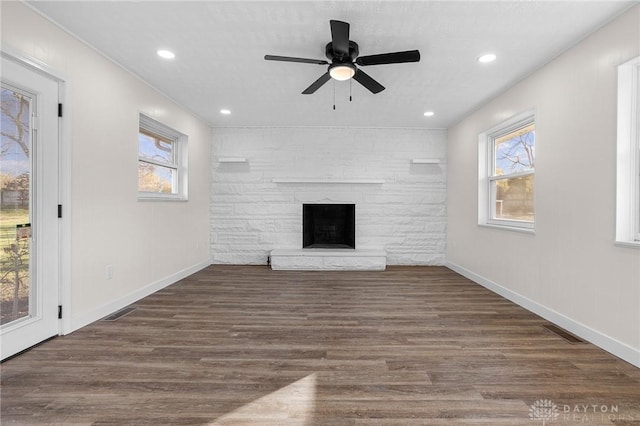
[211, 127, 447, 265]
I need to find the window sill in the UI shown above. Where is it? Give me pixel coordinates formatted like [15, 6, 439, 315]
[478, 223, 536, 235]
[138, 194, 188, 202]
[614, 240, 640, 249]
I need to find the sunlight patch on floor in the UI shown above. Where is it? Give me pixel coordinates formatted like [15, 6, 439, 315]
[209, 373, 317, 425]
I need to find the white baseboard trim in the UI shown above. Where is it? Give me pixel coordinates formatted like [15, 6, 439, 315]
[67, 259, 211, 334]
[446, 261, 640, 368]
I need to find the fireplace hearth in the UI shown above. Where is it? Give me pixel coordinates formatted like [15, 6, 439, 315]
[303, 204, 355, 249]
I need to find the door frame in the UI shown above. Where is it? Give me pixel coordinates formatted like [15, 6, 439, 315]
[1, 47, 71, 337]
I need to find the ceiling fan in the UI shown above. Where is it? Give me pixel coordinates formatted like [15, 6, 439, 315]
[264, 20, 420, 95]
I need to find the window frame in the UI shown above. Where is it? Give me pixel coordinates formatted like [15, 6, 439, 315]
[615, 56, 640, 247]
[137, 114, 188, 201]
[478, 110, 536, 232]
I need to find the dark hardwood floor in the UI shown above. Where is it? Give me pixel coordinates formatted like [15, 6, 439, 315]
[2, 266, 639, 425]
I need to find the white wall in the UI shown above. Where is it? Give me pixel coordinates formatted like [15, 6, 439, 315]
[211, 127, 447, 265]
[1, 3, 212, 331]
[447, 5, 640, 367]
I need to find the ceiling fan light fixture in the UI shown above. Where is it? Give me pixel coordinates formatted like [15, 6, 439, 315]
[329, 63, 356, 81]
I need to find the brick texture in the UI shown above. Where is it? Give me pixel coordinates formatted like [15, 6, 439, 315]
[211, 127, 447, 265]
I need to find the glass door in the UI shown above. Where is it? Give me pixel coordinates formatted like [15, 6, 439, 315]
[1, 55, 60, 360]
[1, 84, 33, 327]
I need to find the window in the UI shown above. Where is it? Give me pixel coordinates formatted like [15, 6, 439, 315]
[138, 114, 187, 200]
[616, 56, 640, 246]
[479, 110, 535, 231]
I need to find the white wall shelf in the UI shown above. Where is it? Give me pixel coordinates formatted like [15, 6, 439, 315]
[218, 157, 247, 163]
[272, 178, 386, 184]
[411, 159, 441, 164]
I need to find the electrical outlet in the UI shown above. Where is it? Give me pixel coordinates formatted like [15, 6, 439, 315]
[105, 264, 113, 280]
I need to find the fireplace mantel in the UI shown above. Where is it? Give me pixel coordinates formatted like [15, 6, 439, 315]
[272, 178, 385, 184]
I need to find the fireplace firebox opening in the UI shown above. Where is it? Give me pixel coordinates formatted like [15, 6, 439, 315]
[303, 204, 355, 249]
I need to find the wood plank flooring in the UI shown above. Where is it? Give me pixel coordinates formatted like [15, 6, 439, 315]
[2, 265, 639, 425]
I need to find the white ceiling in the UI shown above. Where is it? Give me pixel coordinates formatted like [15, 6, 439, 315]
[27, 1, 635, 129]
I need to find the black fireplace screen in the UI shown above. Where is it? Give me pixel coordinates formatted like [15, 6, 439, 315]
[302, 204, 355, 249]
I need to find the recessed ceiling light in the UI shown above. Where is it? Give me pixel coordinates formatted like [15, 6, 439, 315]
[423, 111, 435, 117]
[220, 109, 231, 115]
[478, 53, 497, 63]
[157, 49, 175, 59]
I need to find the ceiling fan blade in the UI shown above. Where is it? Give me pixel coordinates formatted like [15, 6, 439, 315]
[353, 69, 385, 94]
[330, 20, 350, 56]
[356, 50, 421, 66]
[302, 72, 331, 94]
[265, 55, 328, 65]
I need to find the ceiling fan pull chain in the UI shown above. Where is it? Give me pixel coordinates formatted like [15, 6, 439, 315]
[333, 80, 336, 110]
[350, 79, 352, 102]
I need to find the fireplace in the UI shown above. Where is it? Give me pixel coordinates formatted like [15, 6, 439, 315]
[303, 204, 355, 249]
